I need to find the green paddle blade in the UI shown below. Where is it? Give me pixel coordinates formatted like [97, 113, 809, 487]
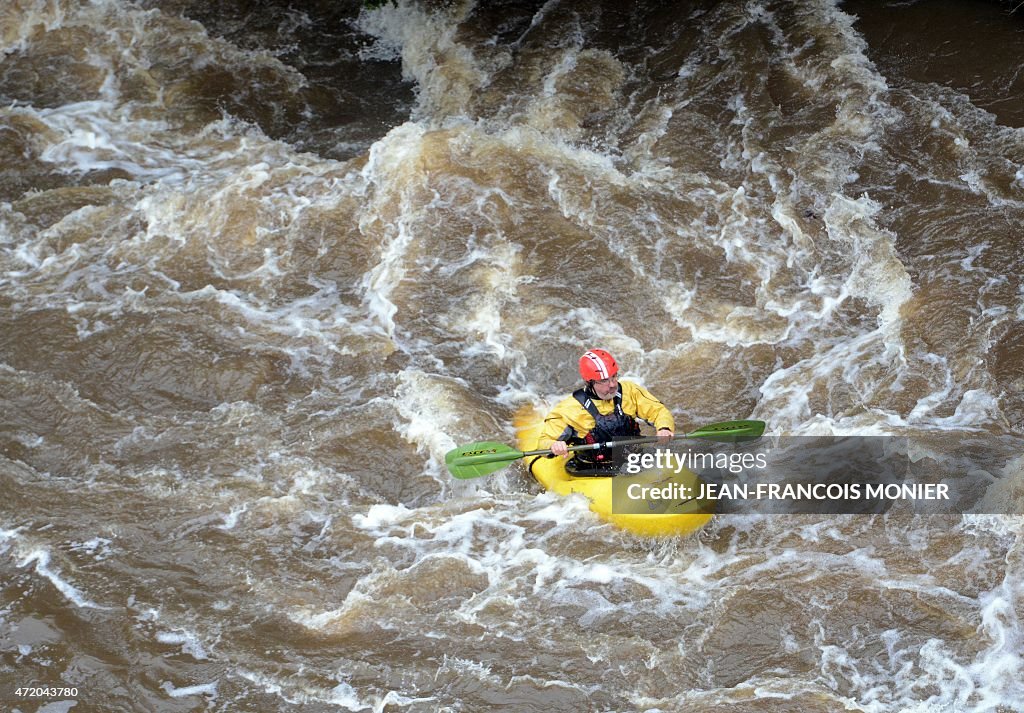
[445, 441, 527, 480]
[687, 419, 765, 441]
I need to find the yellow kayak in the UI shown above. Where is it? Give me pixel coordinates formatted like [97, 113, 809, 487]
[514, 409, 714, 537]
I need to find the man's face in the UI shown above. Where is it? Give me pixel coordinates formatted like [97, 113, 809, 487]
[592, 374, 619, 400]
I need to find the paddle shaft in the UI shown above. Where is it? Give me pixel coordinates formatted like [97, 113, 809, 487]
[520, 434, 668, 458]
[451, 436, 666, 470]
[522, 422, 762, 459]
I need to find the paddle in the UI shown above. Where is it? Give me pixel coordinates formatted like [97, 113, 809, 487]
[445, 419, 765, 480]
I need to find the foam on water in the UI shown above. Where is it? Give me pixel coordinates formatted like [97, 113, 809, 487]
[235, 666, 435, 713]
[357, 0, 484, 121]
[35, 102, 201, 182]
[160, 681, 217, 699]
[0, 0, 69, 54]
[15, 546, 107, 610]
[357, 121, 431, 340]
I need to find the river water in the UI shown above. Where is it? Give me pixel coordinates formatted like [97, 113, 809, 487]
[1, 0, 1023, 711]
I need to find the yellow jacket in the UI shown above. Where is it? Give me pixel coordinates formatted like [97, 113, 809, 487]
[536, 380, 675, 449]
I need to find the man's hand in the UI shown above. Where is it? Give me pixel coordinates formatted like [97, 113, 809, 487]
[657, 428, 674, 441]
[551, 440, 570, 457]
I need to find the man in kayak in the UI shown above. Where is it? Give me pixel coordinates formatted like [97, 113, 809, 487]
[538, 349, 675, 473]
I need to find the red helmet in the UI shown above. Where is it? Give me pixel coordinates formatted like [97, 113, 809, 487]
[579, 349, 619, 381]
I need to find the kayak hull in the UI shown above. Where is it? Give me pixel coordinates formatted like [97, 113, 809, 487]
[515, 410, 713, 537]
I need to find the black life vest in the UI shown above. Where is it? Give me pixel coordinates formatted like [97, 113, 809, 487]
[570, 385, 642, 465]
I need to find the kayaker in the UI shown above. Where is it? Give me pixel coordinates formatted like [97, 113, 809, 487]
[538, 349, 675, 473]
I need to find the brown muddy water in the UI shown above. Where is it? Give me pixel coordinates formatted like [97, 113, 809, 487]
[1, 1, 1023, 711]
